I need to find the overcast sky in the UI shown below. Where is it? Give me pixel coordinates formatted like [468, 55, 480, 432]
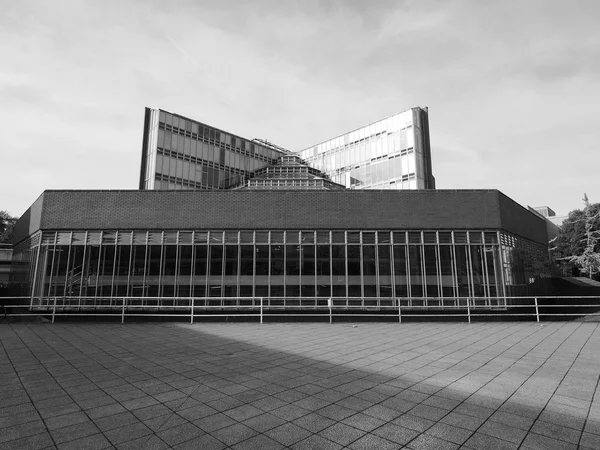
[2, 0, 599, 217]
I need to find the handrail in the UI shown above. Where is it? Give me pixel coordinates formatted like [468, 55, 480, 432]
[2, 295, 600, 323]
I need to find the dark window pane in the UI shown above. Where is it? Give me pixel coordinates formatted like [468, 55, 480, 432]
[301, 245, 315, 276]
[194, 245, 208, 276]
[255, 245, 269, 276]
[286, 245, 300, 276]
[240, 245, 254, 275]
[209, 245, 223, 276]
[316, 245, 330, 276]
[362, 246, 376, 276]
[347, 246, 361, 276]
[225, 246, 238, 276]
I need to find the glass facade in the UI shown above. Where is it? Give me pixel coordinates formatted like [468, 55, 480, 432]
[18, 229, 549, 309]
[141, 109, 286, 190]
[298, 108, 435, 190]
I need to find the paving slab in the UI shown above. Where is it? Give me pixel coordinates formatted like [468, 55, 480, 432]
[1, 321, 600, 449]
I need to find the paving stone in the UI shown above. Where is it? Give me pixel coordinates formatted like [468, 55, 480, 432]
[317, 422, 364, 446]
[393, 413, 436, 432]
[291, 434, 343, 450]
[407, 433, 460, 450]
[45, 411, 90, 430]
[157, 422, 204, 447]
[105, 422, 153, 445]
[530, 419, 581, 444]
[144, 413, 188, 432]
[95, 411, 140, 431]
[425, 422, 473, 444]
[521, 432, 578, 450]
[194, 412, 238, 432]
[117, 434, 170, 450]
[478, 419, 528, 445]
[211, 423, 258, 446]
[266, 422, 313, 446]
[347, 433, 399, 450]
[231, 434, 284, 450]
[270, 403, 311, 421]
[464, 432, 519, 450]
[174, 433, 226, 450]
[0, 432, 53, 450]
[51, 420, 100, 445]
[361, 404, 402, 421]
[371, 422, 420, 445]
[341, 412, 385, 432]
[57, 432, 112, 450]
[439, 411, 485, 431]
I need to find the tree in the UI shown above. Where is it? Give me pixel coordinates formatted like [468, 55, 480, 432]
[0, 211, 17, 244]
[552, 195, 600, 280]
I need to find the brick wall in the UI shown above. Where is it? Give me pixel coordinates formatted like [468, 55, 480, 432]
[12, 189, 549, 245]
[5, 189, 542, 244]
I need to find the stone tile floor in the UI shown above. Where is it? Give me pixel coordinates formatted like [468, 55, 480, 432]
[1, 321, 600, 449]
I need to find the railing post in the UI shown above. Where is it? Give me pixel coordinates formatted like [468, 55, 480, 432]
[260, 297, 263, 324]
[398, 298, 402, 324]
[121, 297, 125, 324]
[52, 297, 57, 324]
[534, 297, 540, 323]
[467, 297, 471, 324]
[190, 298, 194, 324]
[329, 298, 333, 324]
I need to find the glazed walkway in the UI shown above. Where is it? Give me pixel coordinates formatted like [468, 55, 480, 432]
[1, 321, 600, 449]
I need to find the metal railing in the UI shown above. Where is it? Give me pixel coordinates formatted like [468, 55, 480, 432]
[2, 296, 600, 323]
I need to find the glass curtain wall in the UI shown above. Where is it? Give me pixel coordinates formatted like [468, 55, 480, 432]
[298, 109, 425, 190]
[23, 229, 549, 308]
[145, 110, 285, 190]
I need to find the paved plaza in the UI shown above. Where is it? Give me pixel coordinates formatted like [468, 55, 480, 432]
[1, 321, 600, 449]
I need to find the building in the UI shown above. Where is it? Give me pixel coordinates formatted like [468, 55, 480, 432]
[140, 106, 434, 192]
[8, 107, 552, 313]
[11, 189, 550, 311]
[298, 107, 435, 190]
[139, 108, 288, 191]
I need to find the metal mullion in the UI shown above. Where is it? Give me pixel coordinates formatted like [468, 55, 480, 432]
[45, 234, 57, 304]
[375, 237, 380, 303]
[78, 232, 88, 307]
[220, 234, 225, 305]
[111, 234, 117, 300]
[158, 232, 165, 303]
[252, 232, 256, 301]
[436, 240, 442, 303]
[406, 236, 411, 306]
[126, 233, 133, 298]
[190, 232, 196, 299]
[49, 236, 59, 301]
[267, 232, 271, 300]
[359, 239, 364, 302]
[30, 236, 42, 306]
[390, 232, 396, 300]
[174, 231, 181, 300]
[62, 232, 73, 298]
[340, 233, 345, 305]
[497, 231, 507, 305]
[451, 234, 459, 305]
[482, 233, 491, 304]
[283, 232, 287, 300]
[142, 232, 148, 304]
[93, 233, 102, 303]
[420, 232, 427, 306]
[466, 240, 475, 300]
[236, 235, 241, 302]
